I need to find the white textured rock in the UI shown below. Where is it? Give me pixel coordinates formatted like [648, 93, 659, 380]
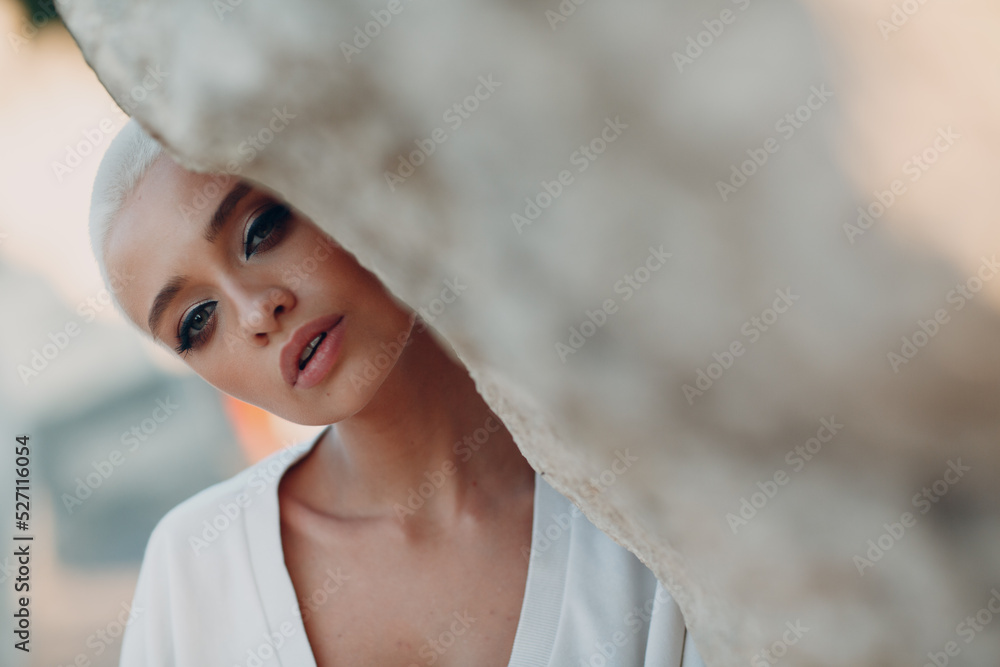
[61, 0, 1000, 664]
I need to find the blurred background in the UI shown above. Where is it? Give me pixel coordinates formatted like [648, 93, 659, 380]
[0, 5, 321, 666]
[1, 0, 999, 664]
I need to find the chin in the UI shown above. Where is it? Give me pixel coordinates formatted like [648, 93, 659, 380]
[264, 369, 385, 427]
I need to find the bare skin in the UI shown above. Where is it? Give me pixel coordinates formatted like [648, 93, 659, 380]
[280, 328, 536, 666]
[103, 155, 537, 665]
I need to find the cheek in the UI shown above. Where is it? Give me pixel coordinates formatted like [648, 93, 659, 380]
[192, 353, 271, 408]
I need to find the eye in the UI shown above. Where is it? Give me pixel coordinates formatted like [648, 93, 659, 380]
[244, 204, 291, 260]
[175, 301, 217, 355]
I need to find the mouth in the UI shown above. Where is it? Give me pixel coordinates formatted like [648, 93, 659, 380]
[298, 332, 327, 370]
[280, 314, 345, 389]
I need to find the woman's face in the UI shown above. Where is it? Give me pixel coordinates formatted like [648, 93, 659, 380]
[104, 155, 415, 425]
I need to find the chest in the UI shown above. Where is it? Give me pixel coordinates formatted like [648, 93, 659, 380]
[279, 502, 534, 667]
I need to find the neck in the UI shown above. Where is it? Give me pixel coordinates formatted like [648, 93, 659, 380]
[291, 324, 534, 526]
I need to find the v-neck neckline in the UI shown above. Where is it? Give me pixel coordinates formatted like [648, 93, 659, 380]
[243, 426, 568, 667]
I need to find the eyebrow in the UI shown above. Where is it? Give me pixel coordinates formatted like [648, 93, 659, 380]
[204, 182, 252, 243]
[147, 275, 189, 341]
[146, 182, 253, 340]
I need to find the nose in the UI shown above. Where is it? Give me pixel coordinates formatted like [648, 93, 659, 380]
[238, 285, 296, 346]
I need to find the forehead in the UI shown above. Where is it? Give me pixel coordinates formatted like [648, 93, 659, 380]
[103, 156, 230, 332]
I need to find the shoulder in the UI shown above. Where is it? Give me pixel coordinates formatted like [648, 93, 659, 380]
[119, 434, 323, 666]
[535, 473, 657, 583]
[145, 438, 315, 563]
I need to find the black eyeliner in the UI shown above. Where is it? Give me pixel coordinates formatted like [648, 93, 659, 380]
[244, 204, 291, 260]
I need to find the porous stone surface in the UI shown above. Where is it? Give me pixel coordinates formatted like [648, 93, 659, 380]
[60, 0, 1000, 664]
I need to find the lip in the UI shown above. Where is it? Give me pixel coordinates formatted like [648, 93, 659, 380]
[280, 314, 345, 389]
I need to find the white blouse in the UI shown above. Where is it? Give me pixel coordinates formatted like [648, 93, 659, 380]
[118, 426, 705, 666]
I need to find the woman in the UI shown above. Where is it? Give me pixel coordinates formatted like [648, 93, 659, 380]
[92, 119, 703, 666]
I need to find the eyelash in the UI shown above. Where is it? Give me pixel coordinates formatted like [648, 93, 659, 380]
[243, 204, 291, 260]
[174, 204, 292, 355]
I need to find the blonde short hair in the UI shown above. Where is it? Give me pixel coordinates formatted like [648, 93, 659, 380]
[88, 118, 163, 297]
